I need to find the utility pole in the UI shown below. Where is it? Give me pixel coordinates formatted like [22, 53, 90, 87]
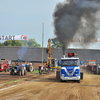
[42, 23, 44, 66]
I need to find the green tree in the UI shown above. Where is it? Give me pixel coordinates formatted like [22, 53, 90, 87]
[1, 39, 41, 47]
[0, 42, 4, 46]
[3, 40, 22, 46]
[21, 40, 28, 47]
[27, 39, 41, 47]
[51, 38, 62, 48]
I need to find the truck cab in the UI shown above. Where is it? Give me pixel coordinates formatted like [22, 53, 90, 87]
[59, 53, 83, 83]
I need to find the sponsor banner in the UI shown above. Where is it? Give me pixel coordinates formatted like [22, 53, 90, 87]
[70, 38, 100, 42]
[0, 35, 28, 40]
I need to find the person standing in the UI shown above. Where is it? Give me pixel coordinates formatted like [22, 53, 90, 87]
[39, 64, 42, 75]
[41, 65, 44, 73]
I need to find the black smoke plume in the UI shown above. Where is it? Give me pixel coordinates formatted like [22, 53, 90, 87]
[53, 0, 100, 55]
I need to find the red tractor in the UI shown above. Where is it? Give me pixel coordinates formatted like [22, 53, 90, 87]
[86, 60, 98, 73]
[0, 59, 9, 72]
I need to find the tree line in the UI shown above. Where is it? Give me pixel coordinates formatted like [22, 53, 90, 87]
[0, 38, 62, 48]
[0, 39, 41, 47]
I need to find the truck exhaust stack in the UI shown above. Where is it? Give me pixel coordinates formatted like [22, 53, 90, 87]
[63, 49, 65, 58]
[63, 55, 65, 58]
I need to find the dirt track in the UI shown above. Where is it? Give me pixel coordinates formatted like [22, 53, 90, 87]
[0, 72, 38, 84]
[0, 72, 100, 100]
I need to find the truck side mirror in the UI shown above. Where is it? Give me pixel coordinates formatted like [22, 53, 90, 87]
[58, 61, 60, 66]
[80, 61, 82, 65]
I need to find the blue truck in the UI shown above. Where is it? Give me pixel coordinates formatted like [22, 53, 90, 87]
[57, 53, 83, 83]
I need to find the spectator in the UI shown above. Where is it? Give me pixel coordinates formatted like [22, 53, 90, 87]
[39, 64, 42, 75]
[41, 65, 44, 73]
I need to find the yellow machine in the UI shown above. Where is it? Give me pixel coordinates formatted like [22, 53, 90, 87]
[44, 38, 58, 69]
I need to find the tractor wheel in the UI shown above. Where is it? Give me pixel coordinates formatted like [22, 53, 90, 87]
[29, 66, 33, 72]
[10, 72, 12, 75]
[7, 67, 10, 72]
[28, 65, 30, 72]
[24, 70, 27, 75]
[27, 65, 30, 72]
[26, 65, 28, 71]
[94, 71, 97, 74]
[27, 65, 33, 72]
[77, 79, 80, 83]
[21, 67, 24, 76]
[10, 69, 14, 75]
[19, 70, 21, 76]
[5, 69, 7, 72]
[98, 68, 100, 74]
[10, 70, 13, 75]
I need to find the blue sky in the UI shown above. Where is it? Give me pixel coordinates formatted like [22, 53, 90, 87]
[0, 0, 100, 49]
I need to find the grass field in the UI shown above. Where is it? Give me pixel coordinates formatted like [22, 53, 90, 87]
[28, 70, 39, 74]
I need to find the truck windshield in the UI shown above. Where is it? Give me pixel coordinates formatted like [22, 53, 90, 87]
[61, 59, 79, 66]
[89, 61, 96, 65]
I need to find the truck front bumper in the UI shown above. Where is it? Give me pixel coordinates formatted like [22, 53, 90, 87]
[60, 76, 80, 80]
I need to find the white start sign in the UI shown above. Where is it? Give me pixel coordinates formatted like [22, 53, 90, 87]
[0, 35, 28, 40]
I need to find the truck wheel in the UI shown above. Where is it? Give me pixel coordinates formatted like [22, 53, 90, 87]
[80, 73, 83, 80]
[77, 79, 80, 83]
[21, 67, 24, 76]
[19, 70, 21, 76]
[60, 79, 65, 82]
[60, 79, 63, 82]
[97, 68, 98, 74]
